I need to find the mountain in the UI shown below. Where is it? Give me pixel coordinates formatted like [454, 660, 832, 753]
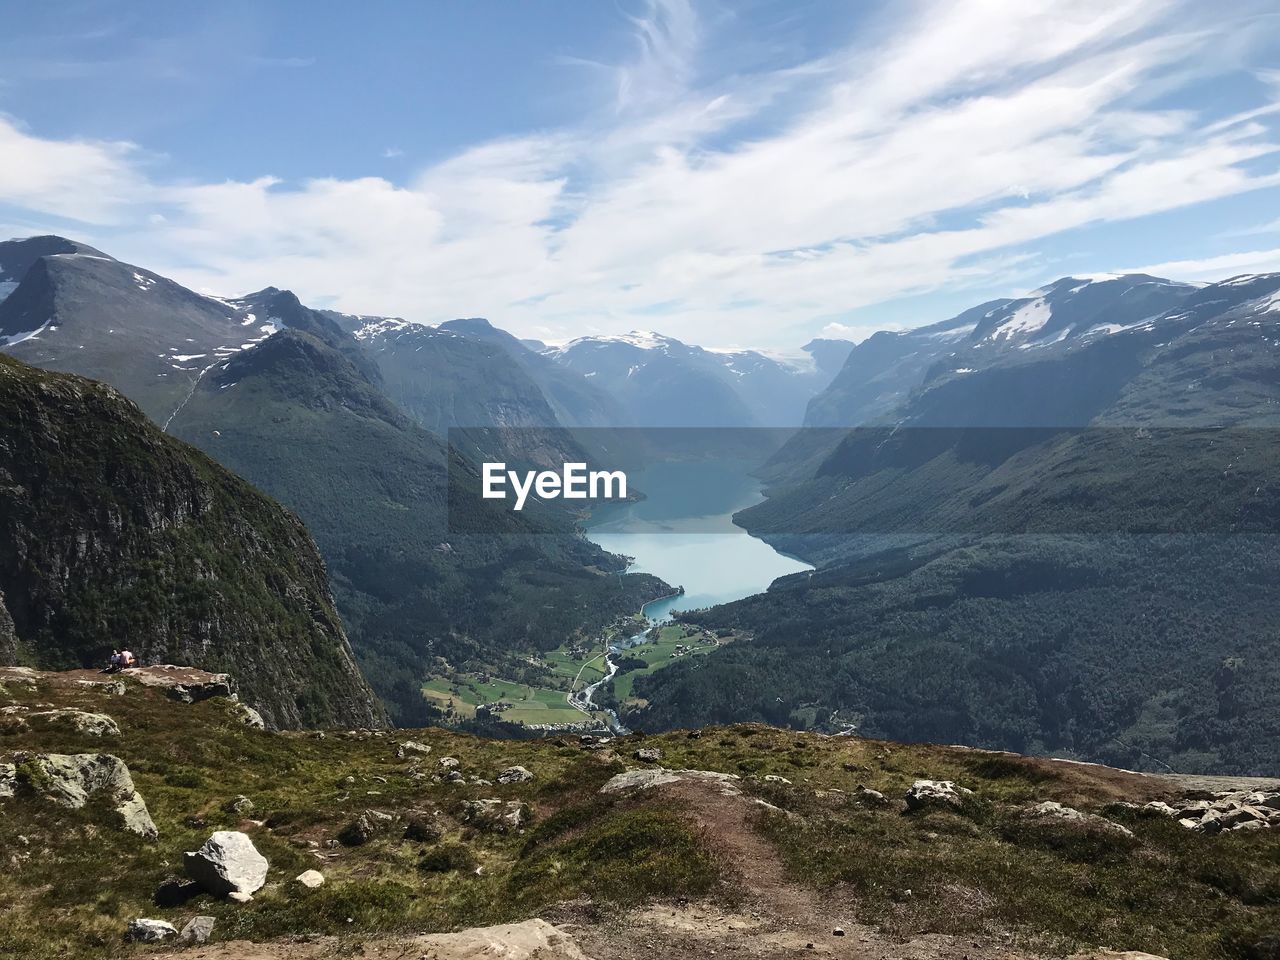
[804, 274, 1198, 429]
[545, 331, 846, 427]
[0, 249, 288, 427]
[0, 238, 671, 725]
[0, 353, 384, 729]
[629, 272, 1280, 775]
[0, 235, 110, 303]
[437, 317, 629, 428]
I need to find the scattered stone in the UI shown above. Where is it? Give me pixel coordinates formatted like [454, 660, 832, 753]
[339, 809, 394, 846]
[9, 753, 157, 838]
[904, 779, 973, 811]
[0, 762, 14, 799]
[179, 915, 216, 945]
[1028, 801, 1134, 837]
[635, 747, 662, 762]
[126, 919, 177, 942]
[497, 765, 534, 784]
[439, 756, 460, 769]
[833, 927, 845, 937]
[397, 740, 431, 759]
[184, 830, 269, 898]
[855, 786, 890, 807]
[225, 795, 255, 816]
[1168, 788, 1280, 834]
[461, 798, 529, 833]
[763, 774, 792, 784]
[1142, 801, 1177, 817]
[295, 869, 325, 888]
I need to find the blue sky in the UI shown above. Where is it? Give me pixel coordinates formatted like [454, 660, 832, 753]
[1, 0, 1279, 349]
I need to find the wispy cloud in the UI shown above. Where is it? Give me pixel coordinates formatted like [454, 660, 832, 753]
[0, 0, 1278, 346]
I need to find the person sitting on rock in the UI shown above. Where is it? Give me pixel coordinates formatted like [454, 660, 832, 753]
[119, 649, 136, 669]
[102, 650, 123, 673]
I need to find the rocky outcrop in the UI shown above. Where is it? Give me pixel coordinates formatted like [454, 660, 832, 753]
[3, 752, 157, 838]
[24, 708, 120, 737]
[184, 830, 269, 899]
[0, 355, 385, 730]
[1027, 801, 1134, 837]
[1163, 789, 1280, 833]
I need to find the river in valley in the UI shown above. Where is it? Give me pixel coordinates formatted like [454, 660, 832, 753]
[573, 459, 812, 730]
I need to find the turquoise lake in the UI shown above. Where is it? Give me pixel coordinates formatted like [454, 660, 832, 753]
[584, 459, 812, 621]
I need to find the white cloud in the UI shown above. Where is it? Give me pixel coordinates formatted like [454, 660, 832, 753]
[0, 0, 1278, 347]
[1120, 248, 1280, 279]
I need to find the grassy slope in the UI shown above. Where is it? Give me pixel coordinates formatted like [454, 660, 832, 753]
[2, 674, 1278, 959]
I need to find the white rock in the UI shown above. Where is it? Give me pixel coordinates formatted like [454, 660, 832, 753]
[496, 765, 534, 784]
[184, 830, 269, 897]
[295, 869, 325, 888]
[904, 779, 973, 811]
[179, 915, 216, 944]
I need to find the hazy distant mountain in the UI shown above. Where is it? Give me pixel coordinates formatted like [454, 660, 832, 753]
[545, 330, 845, 427]
[438, 317, 629, 428]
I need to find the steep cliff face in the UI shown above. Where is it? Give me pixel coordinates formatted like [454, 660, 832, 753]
[0, 354, 385, 730]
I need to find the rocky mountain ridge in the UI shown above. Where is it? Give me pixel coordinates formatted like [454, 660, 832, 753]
[0, 355, 385, 729]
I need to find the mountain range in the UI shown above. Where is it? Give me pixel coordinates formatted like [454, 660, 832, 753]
[0, 236, 851, 727]
[627, 269, 1280, 775]
[5, 233, 1280, 774]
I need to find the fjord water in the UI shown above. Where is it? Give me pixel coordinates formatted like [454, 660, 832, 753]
[584, 459, 812, 620]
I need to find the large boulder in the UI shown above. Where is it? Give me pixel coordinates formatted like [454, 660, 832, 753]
[5, 753, 157, 838]
[184, 830, 269, 898]
[905, 779, 973, 811]
[496, 765, 534, 784]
